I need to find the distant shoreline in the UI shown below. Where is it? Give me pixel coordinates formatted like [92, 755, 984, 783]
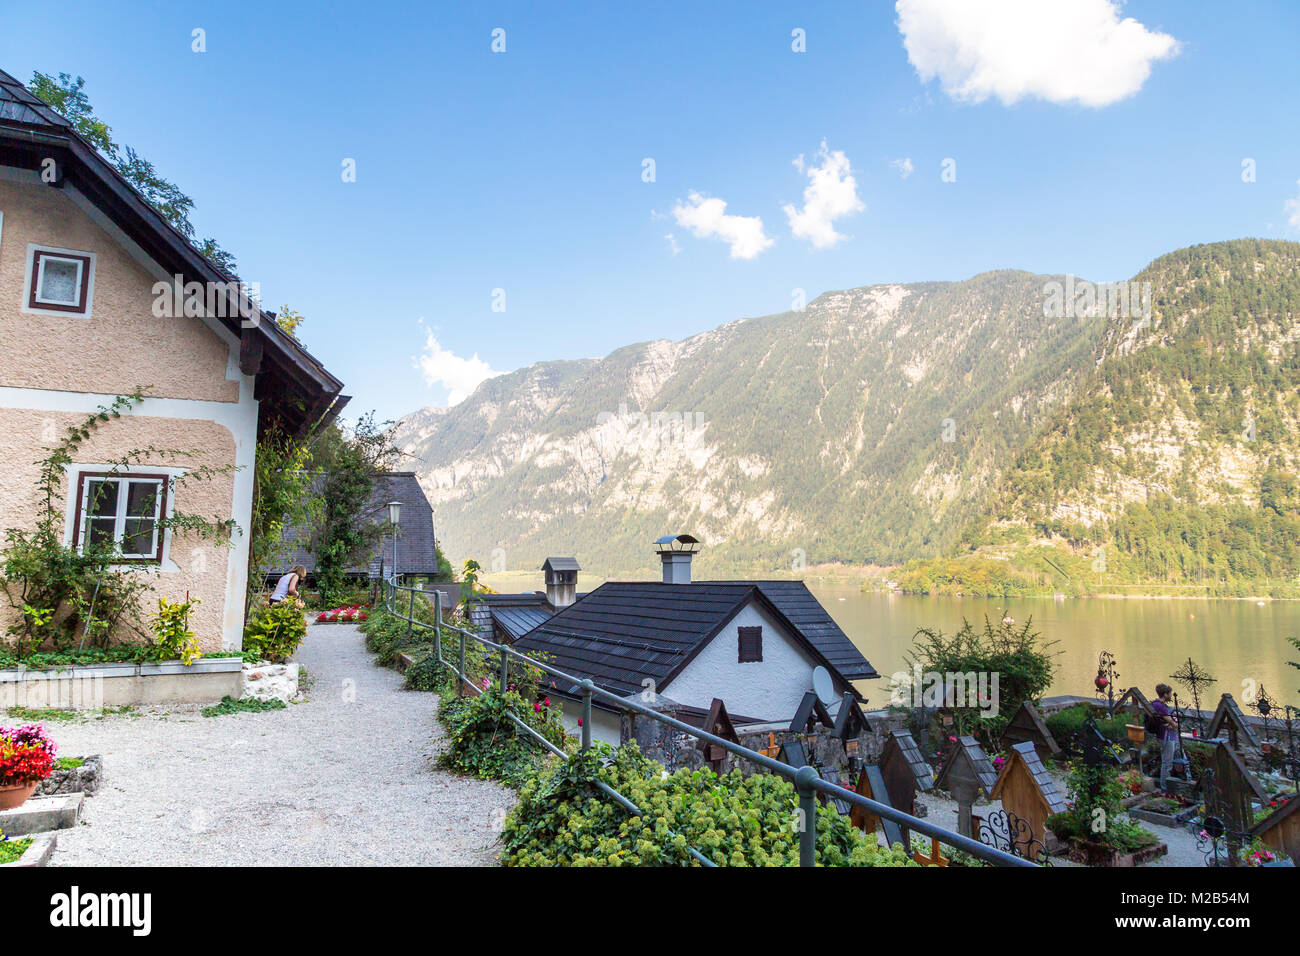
[479, 567, 1297, 602]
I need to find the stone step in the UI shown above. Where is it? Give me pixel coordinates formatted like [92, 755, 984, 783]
[0, 792, 83, 837]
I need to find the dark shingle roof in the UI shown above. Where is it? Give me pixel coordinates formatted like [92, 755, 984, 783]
[270, 472, 441, 577]
[0, 71, 72, 130]
[513, 580, 876, 699]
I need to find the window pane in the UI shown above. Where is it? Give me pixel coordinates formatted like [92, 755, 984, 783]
[40, 258, 80, 304]
[126, 480, 162, 518]
[122, 518, 156, 556]
[87, 518, 116, 549]
[86, 479, 119, 518]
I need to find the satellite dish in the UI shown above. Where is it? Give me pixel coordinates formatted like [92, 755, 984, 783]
[812, 665, 835, 704]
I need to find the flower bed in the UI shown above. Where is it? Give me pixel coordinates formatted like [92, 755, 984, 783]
[1128, 792, 1199, 829]
[315, 604, 370, 624]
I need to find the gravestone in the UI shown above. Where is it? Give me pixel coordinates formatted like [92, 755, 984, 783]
[790, 691, 833, 734]
[879, 730, 934, 849]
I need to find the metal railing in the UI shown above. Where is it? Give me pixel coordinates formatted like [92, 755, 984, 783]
[382, 577, 1036, 868]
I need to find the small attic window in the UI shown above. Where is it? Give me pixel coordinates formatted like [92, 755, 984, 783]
[738, 626, 763, 663]
[27, 247, 94, 315]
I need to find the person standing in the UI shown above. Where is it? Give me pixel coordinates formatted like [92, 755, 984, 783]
[269, 565, 307, 605]
[1150, 683, 1180, 790]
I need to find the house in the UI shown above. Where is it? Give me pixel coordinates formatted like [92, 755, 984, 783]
[0, 69, 344, 651]
[468, 557, 582, 643]
[511, 535, 878, 745]
[267, 471, 443, 585]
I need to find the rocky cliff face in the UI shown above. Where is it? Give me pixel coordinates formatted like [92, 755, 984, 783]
[394, 240, 1300, 582]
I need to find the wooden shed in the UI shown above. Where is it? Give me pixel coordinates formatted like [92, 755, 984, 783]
[990, 741, 1067, 852]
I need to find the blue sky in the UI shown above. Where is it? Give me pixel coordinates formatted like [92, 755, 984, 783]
[4, 1, 1299, 422]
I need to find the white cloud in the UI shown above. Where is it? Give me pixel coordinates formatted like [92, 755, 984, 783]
[895, 0, 1180, 108]
[891, 157, 915, 179]
[1286, 181, 1300, 230]
[783, 141, 865, 249]
[671, 191, 774, 259]
[664, 233, 681, 256]
[416, 324, 504, 405]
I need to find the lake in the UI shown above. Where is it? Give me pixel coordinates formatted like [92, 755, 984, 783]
[808, 585, 1300, 710]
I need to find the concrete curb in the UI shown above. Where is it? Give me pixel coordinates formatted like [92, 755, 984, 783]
[0, 832, 57, 868]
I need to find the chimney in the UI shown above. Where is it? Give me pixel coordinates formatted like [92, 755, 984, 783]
[541, 557, 580, 608]
[654, 534, 701, 585]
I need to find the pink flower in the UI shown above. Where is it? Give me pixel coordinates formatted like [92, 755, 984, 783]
[577, 718, 583, 727]
[543, 697, 551, 707]
[533, 702, 542, 713]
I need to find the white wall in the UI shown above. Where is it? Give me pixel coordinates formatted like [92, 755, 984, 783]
[559, 704, 621, 746]
[661, 600, 844, 723]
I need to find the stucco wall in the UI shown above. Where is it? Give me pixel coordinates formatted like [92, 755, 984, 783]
[662, 601, 846, 723]
[0, 177, 238, 402]
[0, 407, 238, 653]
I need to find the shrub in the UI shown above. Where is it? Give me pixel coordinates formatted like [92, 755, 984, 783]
[147, 595, 201, 665]
[1045, 703, 1130, 748]
[902, 617, 1055, 750]
[243, 598, 307, 663]
[501, 742, 917, 867]
[438, 687, 571, 788]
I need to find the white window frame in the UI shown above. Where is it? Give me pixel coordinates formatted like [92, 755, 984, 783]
[63, 464, 183, 570]
[23, 243, 97, 318]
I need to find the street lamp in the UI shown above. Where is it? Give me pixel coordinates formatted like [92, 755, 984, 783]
[387, 501, 401, 585]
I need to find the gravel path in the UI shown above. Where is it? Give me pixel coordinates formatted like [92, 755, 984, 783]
[5, 623, 513, 866]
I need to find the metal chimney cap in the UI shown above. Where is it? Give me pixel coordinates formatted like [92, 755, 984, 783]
[654, 533, 701, 554]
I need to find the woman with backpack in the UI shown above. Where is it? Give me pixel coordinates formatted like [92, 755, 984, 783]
[1148, 683, 1180, 790]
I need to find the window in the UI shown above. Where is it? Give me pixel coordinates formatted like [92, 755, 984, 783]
[26, 247, 94, 315]
[738, 626, 763, 663]
[72, 473, 168, 561]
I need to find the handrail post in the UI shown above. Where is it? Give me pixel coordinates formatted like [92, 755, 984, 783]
[580, 679, 593, 751]
[795, 765, 819, 867]
[499, 646, 509, 690]
[407, 586, 416, 636]
[432, 591, 443, 664]
[458, 630, 466, 697]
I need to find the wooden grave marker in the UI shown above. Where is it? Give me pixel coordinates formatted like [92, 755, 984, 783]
[1205, 694, 1260, 751]
[990, 740, 1067, 855]
[695, 697, 740, 773]
[849, 764, 904, 849]
[933, 735, 998, 838]
[998, 700, 1060, 762]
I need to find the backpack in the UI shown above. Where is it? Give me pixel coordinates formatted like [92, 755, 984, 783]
[1143, 709, 1163, 736]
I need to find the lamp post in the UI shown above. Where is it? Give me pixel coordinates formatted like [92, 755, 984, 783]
[387, 500, 402, 586]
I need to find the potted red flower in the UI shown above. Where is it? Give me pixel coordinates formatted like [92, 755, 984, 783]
[0, 724, 57, 810]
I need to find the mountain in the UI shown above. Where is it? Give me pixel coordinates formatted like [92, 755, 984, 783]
[394, 239, 1300, 593]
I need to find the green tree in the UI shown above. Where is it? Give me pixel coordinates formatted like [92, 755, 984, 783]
[29, 71, 237, 274]
[309, 414, 401, 603]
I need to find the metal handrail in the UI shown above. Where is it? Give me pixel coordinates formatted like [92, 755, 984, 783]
[382, 577, 1035, 867]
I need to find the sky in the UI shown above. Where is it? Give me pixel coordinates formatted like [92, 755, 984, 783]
[4, 1, 1300, 422]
